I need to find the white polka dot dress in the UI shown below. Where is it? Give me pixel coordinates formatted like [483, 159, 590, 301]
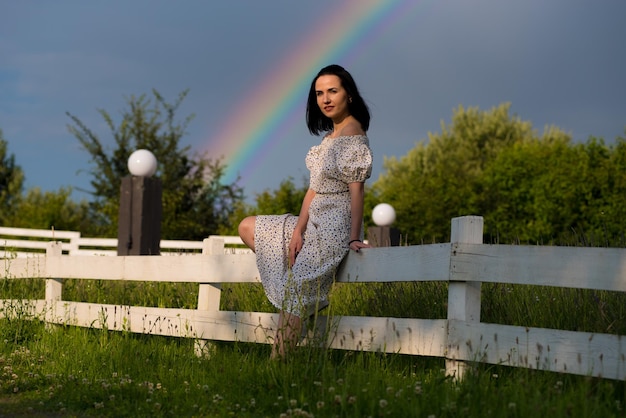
[254, 135, 373, 317]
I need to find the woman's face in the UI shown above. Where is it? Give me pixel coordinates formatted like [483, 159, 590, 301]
[315, 74, 350, 121]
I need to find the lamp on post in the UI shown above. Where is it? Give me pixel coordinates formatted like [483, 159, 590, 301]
[367, 203, 400, 247]
[117, 149, 162, 255]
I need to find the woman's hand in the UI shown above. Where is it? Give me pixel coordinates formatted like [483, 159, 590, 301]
[349, 239, 370, 253]
[289, 231, 304, 267]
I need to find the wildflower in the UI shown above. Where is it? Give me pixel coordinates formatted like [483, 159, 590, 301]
[386, 386, 394, 395]
[334, 395, 342, 404]
[316, 401, 325, 409]
[328, 386, 335, 393]
[336, 378, 344, 385]
[379, 399, 388, 408]
[348, 395, 357, 404]
[414, 384, 423, 394]
[94, 402, 104, 409]
[290, 399, 298, 407]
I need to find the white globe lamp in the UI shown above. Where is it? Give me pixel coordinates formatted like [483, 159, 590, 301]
[128, 149, 157, 177]
[372, 203, 396, 227]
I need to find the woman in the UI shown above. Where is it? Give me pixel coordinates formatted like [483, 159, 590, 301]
[238, 64, 373, 358]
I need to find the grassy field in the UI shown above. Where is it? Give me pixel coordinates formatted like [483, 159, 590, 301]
[1, 275, 625, 416]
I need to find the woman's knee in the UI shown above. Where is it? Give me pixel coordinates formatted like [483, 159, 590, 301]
[238, 216, 256, 248]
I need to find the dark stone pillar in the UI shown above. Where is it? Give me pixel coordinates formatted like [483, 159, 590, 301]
[117, 176, 162, 255]
[367, 226, 400, 247]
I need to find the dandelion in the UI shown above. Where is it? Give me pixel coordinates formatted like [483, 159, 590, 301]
[334, 395, 342, 404]
[348, 395, 357, 404]
[328, 386, 335, 393]
[336, 378, 344, 385]
[414, 384, 423, 394]
[94, 402, 104, 409]
[508, 402, 516, 409]
[386, 386, 394, 395]
[290, 399, 298, 407]
[313, 381, 322, 386]
[379, 399, 388, 408]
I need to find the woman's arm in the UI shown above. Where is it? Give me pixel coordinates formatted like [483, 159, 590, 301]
[289, 188, 316, 266]
[348, 182, 370, 251]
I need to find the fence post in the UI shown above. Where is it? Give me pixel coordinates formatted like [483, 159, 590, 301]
[446, 216, 483, 379]
[195, 236, 224, 356]
[45, 242, 63, 326]
[45, 242, 63, 302]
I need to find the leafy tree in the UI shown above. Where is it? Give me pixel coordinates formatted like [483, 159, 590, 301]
[0, 130, 24, 226]
[6, 187, 91, 232]
[66, 89, 243, 239]
[371, 103, 536, 243]
[481, 132, 582, 243]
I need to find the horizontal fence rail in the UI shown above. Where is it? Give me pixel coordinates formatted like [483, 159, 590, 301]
[1, 217, 625, 381]
[0, 227, 248, 257]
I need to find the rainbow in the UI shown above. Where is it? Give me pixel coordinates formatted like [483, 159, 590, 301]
[205, 0, 426, 185]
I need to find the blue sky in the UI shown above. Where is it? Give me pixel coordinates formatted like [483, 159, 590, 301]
[1, 1, 625, 202]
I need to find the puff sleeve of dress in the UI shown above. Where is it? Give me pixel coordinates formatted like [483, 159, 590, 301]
[336, 135, 373, 184]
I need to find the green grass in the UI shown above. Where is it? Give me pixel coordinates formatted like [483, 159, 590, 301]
[0, 324, 624, 417]
[1, 266, 626, 416]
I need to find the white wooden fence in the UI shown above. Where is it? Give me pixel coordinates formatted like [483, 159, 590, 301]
[1, 216, 625, 381]
[0, 226, 246, 257]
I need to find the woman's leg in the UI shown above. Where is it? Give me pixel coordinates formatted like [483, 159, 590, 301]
[238, 216, 256, 251]
[271, 310, 302, 360]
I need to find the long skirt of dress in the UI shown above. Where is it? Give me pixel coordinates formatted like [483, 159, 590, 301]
[254, 192, 352, 318]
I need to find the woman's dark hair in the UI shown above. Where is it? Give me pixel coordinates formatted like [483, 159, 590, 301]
[306, 64, 370, 135]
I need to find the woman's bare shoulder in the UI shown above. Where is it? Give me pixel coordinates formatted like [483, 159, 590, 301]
[338, 120, 365, 137]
